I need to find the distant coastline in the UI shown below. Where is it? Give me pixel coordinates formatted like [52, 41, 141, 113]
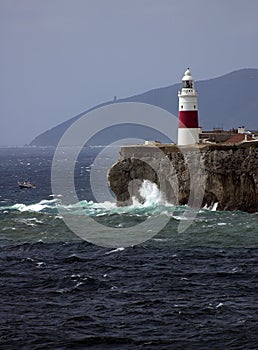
[29, 68, 258, 147]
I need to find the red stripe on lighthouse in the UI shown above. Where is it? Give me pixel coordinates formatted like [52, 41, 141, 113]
[178, 111, 199, 128]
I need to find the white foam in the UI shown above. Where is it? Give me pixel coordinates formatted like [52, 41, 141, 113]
[68, 180, 174, 217]
[8, 199, 60, 213]
[216, 302, 224, 309]
[172, 215, 191, 221]
[98, 201, 117, 210]
[105, 247, 125, 255]
[139, 180, 165, 207]
[211, 202, 218, 211]
[202, 202, 219, 211]
[18, 218, 44, 226]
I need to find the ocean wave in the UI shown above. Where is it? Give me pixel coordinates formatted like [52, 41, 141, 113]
[0, 180, 248, 220]
[0, 198, 175, 217]
[0, 181, 176, 217]
[0, 199, 60, 213]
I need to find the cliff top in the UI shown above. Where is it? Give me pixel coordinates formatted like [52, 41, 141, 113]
[120, 141, 258, 157]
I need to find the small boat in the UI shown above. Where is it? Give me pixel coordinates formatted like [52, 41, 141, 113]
[18, 180, 36, 189]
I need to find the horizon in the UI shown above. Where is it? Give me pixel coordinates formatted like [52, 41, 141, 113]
[1, 67, 258, 148]
[1, 0, 258, 146]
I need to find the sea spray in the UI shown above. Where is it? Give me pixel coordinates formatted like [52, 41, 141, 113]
[138, 180, 165, 207]
[1, 181, 172, 217]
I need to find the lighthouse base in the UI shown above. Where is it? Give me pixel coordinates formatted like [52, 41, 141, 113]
[177, 128, 199, 146]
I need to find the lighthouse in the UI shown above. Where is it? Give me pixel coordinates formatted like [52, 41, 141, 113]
[178, 68, 199, 145]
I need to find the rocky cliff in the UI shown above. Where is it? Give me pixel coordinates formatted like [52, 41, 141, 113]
[108, 142, 258, 213]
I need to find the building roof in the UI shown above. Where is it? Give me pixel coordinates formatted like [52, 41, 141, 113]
[225, 134, 254, 143]
[182, 68, 194, 81]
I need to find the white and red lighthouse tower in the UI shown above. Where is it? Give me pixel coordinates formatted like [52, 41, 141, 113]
[178, 68, 199, 145]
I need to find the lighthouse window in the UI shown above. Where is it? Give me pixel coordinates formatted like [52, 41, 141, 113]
[194, 105, 196, 109]
[182, 80, 193, 88]
[181, 105, 183, 109]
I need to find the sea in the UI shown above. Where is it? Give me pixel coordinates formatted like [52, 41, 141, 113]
[0, 146, 257, 350]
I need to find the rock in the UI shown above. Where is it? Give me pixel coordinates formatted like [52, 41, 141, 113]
[108, 142, 258, 213]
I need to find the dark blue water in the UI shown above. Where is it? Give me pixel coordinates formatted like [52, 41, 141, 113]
[0, 147, 257, 349]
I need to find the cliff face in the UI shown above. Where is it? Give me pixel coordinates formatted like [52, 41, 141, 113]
[108, 142, 258, 213]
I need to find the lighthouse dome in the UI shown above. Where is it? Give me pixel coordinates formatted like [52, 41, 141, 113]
[182, 68, 193, 81]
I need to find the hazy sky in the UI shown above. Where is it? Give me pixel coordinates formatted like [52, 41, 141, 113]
[1, 0, 258, 145]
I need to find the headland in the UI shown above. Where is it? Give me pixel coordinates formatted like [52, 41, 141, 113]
[108, 141, 258, 213]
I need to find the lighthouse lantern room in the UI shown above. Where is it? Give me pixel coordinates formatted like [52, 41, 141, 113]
[177, 68, 199, 145]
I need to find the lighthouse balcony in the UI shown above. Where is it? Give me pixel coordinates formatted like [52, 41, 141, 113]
[178, 89, 197, 96]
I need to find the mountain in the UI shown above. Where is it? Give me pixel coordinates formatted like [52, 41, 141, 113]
[30, 68, 258, 146]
